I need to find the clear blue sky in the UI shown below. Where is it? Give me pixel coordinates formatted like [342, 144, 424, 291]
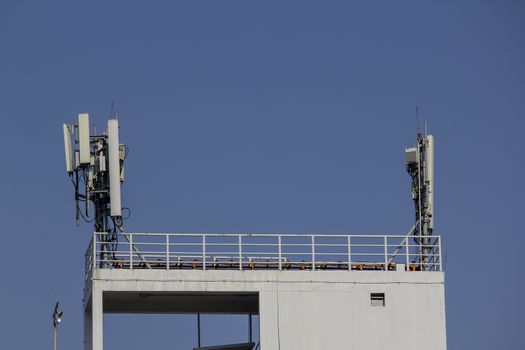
[0, 1, 523, 349]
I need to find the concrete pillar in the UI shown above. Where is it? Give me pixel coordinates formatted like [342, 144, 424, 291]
[259, 291, 279, 350]
[92, 287, 103, 350]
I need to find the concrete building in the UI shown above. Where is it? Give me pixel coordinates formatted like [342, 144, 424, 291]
[83, 232, 446, 350]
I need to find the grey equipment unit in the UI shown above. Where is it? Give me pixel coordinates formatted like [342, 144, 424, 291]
[405, 125, 435, 270]
[63, 112, 127, 267]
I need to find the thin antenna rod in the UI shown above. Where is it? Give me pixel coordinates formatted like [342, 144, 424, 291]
[415, 106, 421, 134]
[109, 101, 118, 119]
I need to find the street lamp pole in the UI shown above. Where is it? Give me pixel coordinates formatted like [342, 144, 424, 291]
[52, 302, 63, 350]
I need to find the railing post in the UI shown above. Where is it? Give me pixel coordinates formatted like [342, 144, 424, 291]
[129, 233, 133, 270]
[93, 232, 97, 272]
[384, 236, 388, 271]
[238, 235, 243, 271]
[437, 236, 443, 271]
[278, 236, 282, 270]
[166, 235, 170, 270]
[311, 235, 316, 271]
[429, 239, 435, 271]
[405, 235, 409, 270]
[202, 235, 206, 271]
[347, 236, 352, 271]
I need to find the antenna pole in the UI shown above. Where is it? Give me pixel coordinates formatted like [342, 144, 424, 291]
[415, 106, 420, 134]
[405, 117, 435, 270]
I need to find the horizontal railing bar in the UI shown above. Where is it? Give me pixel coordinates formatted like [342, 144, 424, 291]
[95, 258, 438, 264]
[94, 253, 441, 258]
[95, 232, 441, 239]
[106, 248, 436, 252]
[95, 252, 441, 257]
[110, 243, 438, 249]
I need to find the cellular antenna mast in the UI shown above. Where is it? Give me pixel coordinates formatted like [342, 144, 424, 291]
[63, 113, 126, 266]
[405, 117, 435, 270]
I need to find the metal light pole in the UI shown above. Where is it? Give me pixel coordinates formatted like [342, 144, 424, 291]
[52, 302, 63, 350]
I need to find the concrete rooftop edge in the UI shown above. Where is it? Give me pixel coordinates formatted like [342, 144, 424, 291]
[93, 268, 445, 285]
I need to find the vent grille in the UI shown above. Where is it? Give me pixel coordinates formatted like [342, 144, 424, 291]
[370, 293, 385, 307]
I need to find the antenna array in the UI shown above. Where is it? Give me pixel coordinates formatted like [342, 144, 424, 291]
[63, 113, 127, 266]
[405, 124, 435, 270]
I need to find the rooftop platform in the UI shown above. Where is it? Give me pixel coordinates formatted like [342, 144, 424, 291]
[83, 233, 445, 350]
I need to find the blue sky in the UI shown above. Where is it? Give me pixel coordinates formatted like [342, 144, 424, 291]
[0, 1, 523, 349]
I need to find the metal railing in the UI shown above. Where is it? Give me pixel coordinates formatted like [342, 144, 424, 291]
[85, 232, 442, 281]
[84, 238, 94, 293]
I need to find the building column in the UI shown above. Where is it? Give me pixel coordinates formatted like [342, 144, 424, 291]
[259, 291, 280, 350]
[92, 286, 103, 350]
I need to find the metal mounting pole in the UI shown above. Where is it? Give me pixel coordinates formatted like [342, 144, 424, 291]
[197, 313, 201, 348]
[52, 302, 62, 350]
[249, 313, 253, 343]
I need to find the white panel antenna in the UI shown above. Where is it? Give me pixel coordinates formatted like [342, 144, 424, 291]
[78, 113, 91, 164]
[425, 134, 434, 229]
[63, 124, 73, 173]
[107, 119, 122, 217]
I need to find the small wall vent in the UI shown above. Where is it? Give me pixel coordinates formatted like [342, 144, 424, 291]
[370, 293, 385, 307]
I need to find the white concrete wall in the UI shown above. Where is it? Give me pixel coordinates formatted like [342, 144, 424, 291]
[87, 269, 446, 350]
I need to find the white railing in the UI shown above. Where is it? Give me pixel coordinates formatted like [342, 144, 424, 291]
[85, 232, 442, 280]
[84, 238, 94, 290]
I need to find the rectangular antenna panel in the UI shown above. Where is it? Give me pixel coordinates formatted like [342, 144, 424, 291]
[62, 124, 73, 172]
[107, 119, 122, 217]
[78, 113, 90, 164]
[425, 134, 435, 229]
